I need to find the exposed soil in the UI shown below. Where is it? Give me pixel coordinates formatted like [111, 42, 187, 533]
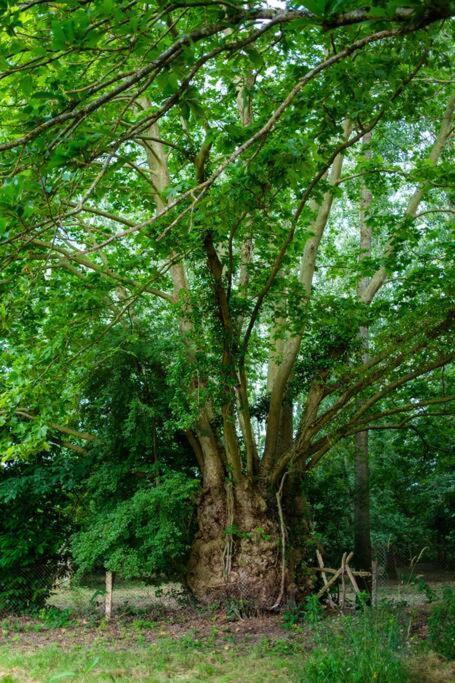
[2, 570, 453, 657]
[0, 608, 290, 652]
[0, 599, 442, 654]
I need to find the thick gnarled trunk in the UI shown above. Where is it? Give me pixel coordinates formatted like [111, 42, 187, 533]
[187, 480, 282, 608]
[142, 85, 455, 610]
[187, 471, 314, 608]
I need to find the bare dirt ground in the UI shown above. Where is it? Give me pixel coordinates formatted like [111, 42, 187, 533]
[1, 605, 288, 651]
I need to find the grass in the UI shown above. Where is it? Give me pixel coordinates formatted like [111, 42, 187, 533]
[0, 637, 300, 682]
[302, 607, 409, 682]
[0, 597, 454, 682]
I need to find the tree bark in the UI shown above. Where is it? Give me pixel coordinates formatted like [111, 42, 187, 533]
[353, 430, 372, 590]
[187, 479, 283, 607]
[354, 131, 373, 590]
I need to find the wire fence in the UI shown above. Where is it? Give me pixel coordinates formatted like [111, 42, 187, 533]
[373, 542, 390, 604]
[1, 547, 452, 619]
[0, 566, 188, 619]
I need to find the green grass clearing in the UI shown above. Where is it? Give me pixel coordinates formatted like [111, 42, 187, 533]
[0, 637, 301, 682]
[1, 600, 454, 682]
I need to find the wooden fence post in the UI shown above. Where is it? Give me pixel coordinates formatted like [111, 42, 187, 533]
[314, 551, 372, 606]
[316, 549, 335, 608]
[340, 552, 348, 609]
[105, 570, 115, 620]
[371, 560, 378, 606]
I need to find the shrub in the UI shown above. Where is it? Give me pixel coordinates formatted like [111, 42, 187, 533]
[0, 453, 74, 613]
[428, 587, 455, 659]
[72, 471, 198, 579]
[302, 607, 409, 682]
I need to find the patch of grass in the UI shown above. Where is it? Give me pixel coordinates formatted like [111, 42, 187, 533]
[255, 636, 302, 657]
[427, 586, 455, 660]
[1, 604, 453, 682]
[301, 606, 410, 682]
[0, 638, 298, 682]
[407, 652, 455, 682]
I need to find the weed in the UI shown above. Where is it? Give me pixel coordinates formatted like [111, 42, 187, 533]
[302, 606, 409, 682]
[178, 629, 204, 650]
[266, 638, 299, 656]
[303, 594, 324, 625]
[355, 591, 370, 610]
[225, 597, 253, 621]
[428, 586, 455, 659]
[38, 607, 75, 629]
[283, 594, 323, 629]
[282, 604, 305, 629]
[132, 618, 158, 631]
[414, 576, 437, 604]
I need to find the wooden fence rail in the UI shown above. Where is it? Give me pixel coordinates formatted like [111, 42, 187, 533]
[311, 551, 374, 606]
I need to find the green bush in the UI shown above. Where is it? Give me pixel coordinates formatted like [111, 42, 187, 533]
[302, 607, 409, 682]
[0, 453, 74, 614]
[70, 332, 199, 582]
[72, 471, 198, 579]
[428, 587, 455, 659]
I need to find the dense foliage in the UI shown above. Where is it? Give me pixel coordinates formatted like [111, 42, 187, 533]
[70, 330, 198, 579]
[306, 410, 455, 568]
[0, 452, 75, 612]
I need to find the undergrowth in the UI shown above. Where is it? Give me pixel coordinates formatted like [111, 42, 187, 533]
[428, 586, 455, 660]
[301, 606, 410, 682]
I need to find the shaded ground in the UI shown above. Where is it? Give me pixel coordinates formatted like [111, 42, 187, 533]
[1, 606, 454, 682]
[1, 611, 288, 651]
[0, 570, 453, 681]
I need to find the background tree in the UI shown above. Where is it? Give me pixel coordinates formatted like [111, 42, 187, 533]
[306, 397, 455, 571]
[71, 328, 199, 581]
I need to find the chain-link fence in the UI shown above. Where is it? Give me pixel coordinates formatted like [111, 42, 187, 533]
[0, 562, 66, 615]
[0, 565, 188, 619]
[372, 542, 389, 605]
[1, 547, 450, 618]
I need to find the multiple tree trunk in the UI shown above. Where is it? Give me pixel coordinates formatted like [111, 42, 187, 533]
[139, 93, 454, 607]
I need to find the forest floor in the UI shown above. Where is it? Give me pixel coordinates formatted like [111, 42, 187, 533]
[0, 571, 453, 682]
[0, 606, 454, 682]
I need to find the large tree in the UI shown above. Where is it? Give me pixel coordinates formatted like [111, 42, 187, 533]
[1, 0, 454, 606]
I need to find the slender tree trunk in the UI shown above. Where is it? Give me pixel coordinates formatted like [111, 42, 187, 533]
[354, 132, 373, 589]
[354, 429, 372, 589]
